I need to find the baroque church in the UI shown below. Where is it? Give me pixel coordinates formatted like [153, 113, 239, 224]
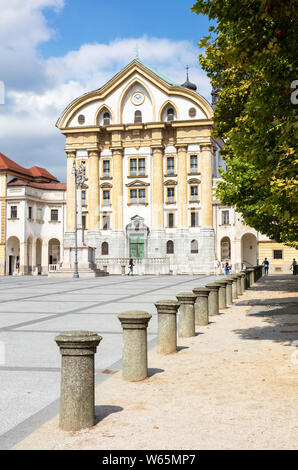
[56, 59, 221, 275]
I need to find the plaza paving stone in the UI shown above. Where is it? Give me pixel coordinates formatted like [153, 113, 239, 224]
[0, 273, 220, 449]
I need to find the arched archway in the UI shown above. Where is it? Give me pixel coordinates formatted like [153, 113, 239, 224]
[241, 233, 257, 267]
[6, 236, 20, 275]
[48, 239, 60, 266]
[221, 236, 231, 261]
[36, 238, 42, 274]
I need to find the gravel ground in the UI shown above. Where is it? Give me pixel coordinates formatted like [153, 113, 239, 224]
[13, 275, 298, 450]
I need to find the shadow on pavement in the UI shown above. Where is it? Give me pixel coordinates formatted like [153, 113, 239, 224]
[94, 405, 123, 424]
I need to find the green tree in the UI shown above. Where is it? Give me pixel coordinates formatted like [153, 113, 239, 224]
[191, 0, 298, 246]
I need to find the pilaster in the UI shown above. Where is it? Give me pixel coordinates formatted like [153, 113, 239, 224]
[87, 150, 100, 230]
[66, 151, 76, 231]
[200, 143, 213, 227]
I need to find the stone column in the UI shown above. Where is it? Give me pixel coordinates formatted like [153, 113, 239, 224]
[230, 275, 238, 299]
[20, 241, 27, 275]
[224, 277, 233, 305]
[66, 151, 76, 231]
[118, 311, 152, 381]
[176, 293, 196, 338]
[41, 241, 48, 274]
[31, 239, 36, 273]
[112, 148, 123, 230]
[205, 283, 220, 316]
[192, 287, 210, 325]
[247, 268, 254, 287]
[88, 150, 100, 230]
[176, 145, 188, 228]
[200, 143, 213, 227]
[151, 147, 164, 229]
[155, 300, 180, 354]
[235, 273, 242, 296]
[239, 271, 246, 294]
[55, 330, 102, 431]
[217, 279, 228, 309]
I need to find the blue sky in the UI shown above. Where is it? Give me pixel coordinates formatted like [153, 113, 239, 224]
[0, 1, 212, 182]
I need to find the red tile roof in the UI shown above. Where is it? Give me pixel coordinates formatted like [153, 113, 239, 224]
[0, 152, 60, 183]
[7, 179, 66, 190]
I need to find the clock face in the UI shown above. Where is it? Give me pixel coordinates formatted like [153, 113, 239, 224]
[131, 91, 145, 106]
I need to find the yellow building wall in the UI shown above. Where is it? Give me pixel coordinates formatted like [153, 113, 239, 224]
[259, 241, 298, 273]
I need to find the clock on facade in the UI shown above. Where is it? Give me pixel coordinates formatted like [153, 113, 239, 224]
[131, 91, 145, 106]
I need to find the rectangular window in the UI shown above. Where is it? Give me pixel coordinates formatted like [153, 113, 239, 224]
[167, 187, 175, 203]
[273, 250, 283, 259]
[37, 208, 42, 221]
[221, 210, 230, 225]
[167, 157, 175, 174]
[28, 206, 33, 219]
[82, 215, 86, 229]
[10, 206, 17, 219]
[190, 155, 198, 173]
[81, 190, 86, 206]
[130, 159, 137, 176]
[103, 190, 110, 205]
[103, 215, 110, 230]
[191, 211, 199, 227]
[130, 189, 137, 203]
[103, 160, 110, 177]
[168, 213, 174, 228]
[51, 209, 58, 221]
[138, 188, 146, 202]
[138, 158, 145, 176]
[190, 186, 198, 201]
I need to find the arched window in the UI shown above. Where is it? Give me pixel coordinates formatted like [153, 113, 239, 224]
[191, 240, 198, 254]
[103, 112, 111, 126]
[134, 110, 142, 123]
[101, 242, 109, 255]
[166, 240, 174, 254]
[167, 107, 174, 121]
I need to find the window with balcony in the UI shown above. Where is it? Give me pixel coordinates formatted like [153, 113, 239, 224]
[191, 211, 199, 227]
[103, 190, 110, 206]
[81, 190, 86, 206]
[168, 212, 174, 228]
[129, 188, 146, 204]
[103, 215, 110, 230]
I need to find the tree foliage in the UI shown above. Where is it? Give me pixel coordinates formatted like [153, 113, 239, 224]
[191, 0, 298, 246]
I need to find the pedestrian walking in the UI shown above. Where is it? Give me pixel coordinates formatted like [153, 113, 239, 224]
[290, 258, 297, 275]
[224, 261, 230, 275]
[262, 257, 269, 276]
[128, 258, 134, 276]
[214, 258, 220, 275]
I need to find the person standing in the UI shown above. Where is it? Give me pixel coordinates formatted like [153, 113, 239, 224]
[128, 258, 134, 276]
[291, 258, 297, 275]
[262, 257, 269, 276]
[224, 262, 230, 275]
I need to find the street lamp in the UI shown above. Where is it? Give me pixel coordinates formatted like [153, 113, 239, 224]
[72, 162, 86, 278]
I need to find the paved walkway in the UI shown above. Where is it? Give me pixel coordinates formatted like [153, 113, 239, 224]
[0, 273, 221, 450]
[11, 274, 298, 450]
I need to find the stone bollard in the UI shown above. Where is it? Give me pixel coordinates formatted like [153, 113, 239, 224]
[224, 277, 233, 305]
[244, 269, 250, 289]
[230, 275, 238, 300]
[121, 264, 126, 276]
[176, 292, 196, 337]
[239, 272, 246, 294]
[235, 273, 242, 296]
[217, 279, 228, 309]
[247, 268, 254, 287]
[55, 330, 102, 431]
[155, 300, 180, 354]
[118, 311, 151, 382]
[205, 283, 220, 316]
[192, 287, 210, 325]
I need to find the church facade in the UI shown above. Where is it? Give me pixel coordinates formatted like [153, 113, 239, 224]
[57, 59, 220, 274]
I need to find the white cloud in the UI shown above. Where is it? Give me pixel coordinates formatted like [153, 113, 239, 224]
[0, 3, 211, 181]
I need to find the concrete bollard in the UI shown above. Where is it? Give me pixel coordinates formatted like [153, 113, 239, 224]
[224, 277, 233, 305]
[205, 283, 220, 316]
[217, 279, 228, 309]
[155, 300, 180, 354]
[230, 275, 238, 299]
[247, 268, 254, 287]
[192, 287, 210, 325]
[176, 292, 196, 337]
[55, 330, 102, 431]
[118, 311, 152, 382]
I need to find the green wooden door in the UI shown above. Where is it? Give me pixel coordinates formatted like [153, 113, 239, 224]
[129, 236, 145, 258]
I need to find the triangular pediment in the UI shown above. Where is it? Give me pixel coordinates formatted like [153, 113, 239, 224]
[126, 179, 150, 187]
